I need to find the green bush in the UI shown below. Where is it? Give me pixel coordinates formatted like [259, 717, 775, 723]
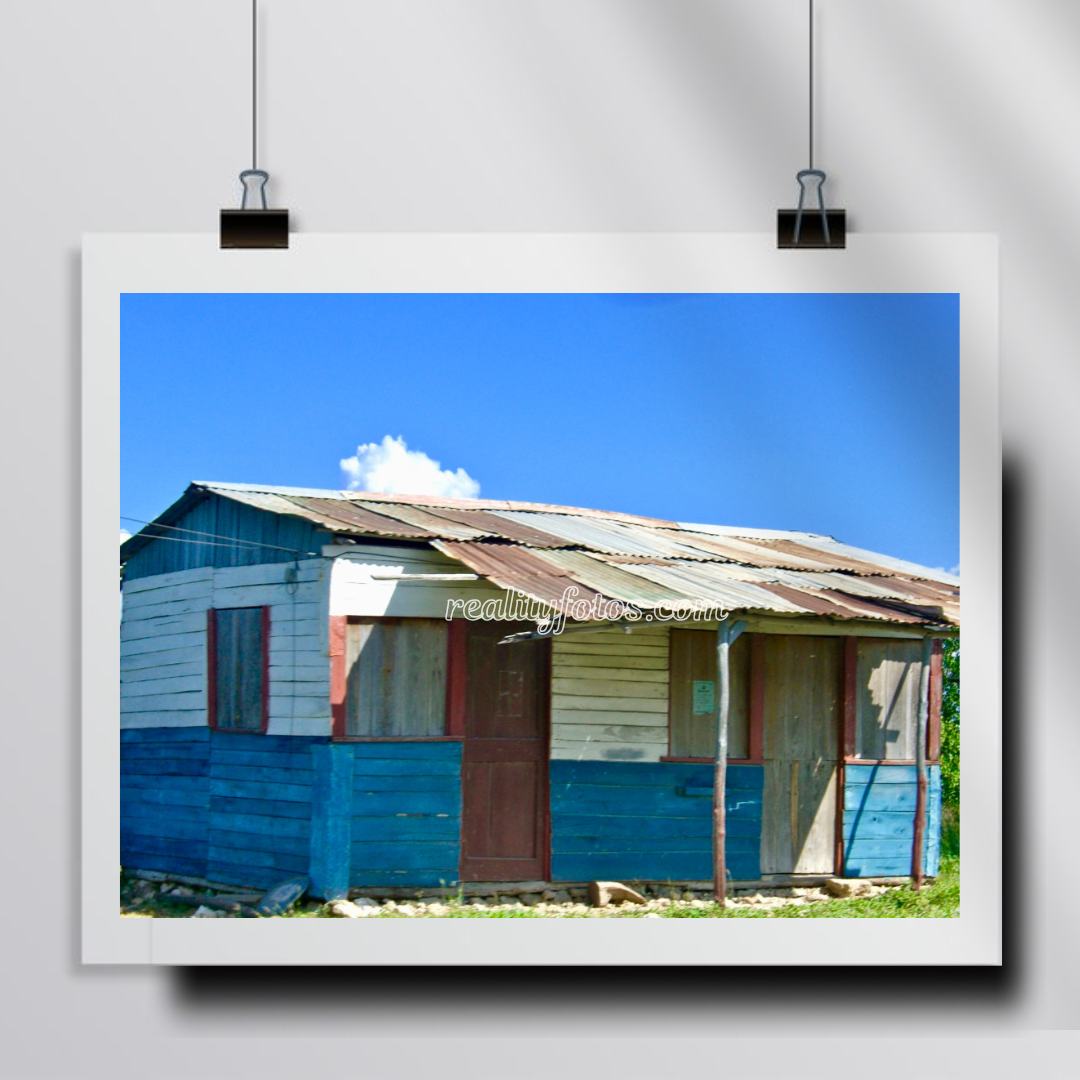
[940, 638, 960, 809]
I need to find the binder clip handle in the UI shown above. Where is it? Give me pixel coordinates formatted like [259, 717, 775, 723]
[239, 168, 271, 211]
[794, 168, 830, 247]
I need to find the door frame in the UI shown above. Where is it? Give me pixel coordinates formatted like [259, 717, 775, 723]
[449, 619, 552, 883]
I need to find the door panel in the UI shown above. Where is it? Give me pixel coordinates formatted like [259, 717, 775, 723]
[760, 635, 842, 875]
[460, 621, 549, 881]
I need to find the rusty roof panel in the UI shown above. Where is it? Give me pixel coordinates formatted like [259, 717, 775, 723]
[791, 537, 961, 584]
[431, 541, 605, 612]
[611, 561, 808, 614]
[416, 507, 571, 548]
[491, 512, 718, 560]
[528, 550, 690, 607]
[351, 501, 493, 541]
[152, 482, 960, 630]
[281, 496, 435, 538]
[752, 538, 920, 578]
[671, 532, 839, 570]
[338, 488, 675, 527]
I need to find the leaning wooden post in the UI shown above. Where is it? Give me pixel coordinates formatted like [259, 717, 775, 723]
[911, 635, 933, 891]
[714, 625, 731, 904]
[714, 619, 747, 905]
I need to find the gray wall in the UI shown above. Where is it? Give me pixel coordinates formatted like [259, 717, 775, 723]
[1, 0, 1075, 1074]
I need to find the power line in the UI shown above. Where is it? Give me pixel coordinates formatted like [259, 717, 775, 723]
[120, 516, 319, 557]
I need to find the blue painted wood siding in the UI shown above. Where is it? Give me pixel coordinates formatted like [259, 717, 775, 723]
[842, 764, 942, 877]
[350, 742, 463, 889]
[124, 494, 330, 581]
[121, 728, 211, 878]
[121, 728, 326, 889]
[550, 761, 763, 883]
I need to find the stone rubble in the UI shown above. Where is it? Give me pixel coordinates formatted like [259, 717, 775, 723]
[121, 870, 901, 919]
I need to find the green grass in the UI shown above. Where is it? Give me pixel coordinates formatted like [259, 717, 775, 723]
[123, 860, 959, 919]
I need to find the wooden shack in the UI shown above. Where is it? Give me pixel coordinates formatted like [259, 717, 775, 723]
[120, 482, 958, 898]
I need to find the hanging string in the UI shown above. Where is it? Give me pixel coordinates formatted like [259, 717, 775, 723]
[251, 1, 258, 169]
[808, 0, 815, 170]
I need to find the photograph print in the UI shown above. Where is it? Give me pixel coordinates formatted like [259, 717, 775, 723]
[118, 287, 960, 923]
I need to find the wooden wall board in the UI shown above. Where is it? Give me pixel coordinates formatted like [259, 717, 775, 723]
[843, 764, 943, 877]
[759, 635, 843, 875]
[854, 639, 925, 761]
[549, 760, 763, 883]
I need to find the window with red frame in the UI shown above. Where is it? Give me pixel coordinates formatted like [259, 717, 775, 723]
[208, 607, 268, 732]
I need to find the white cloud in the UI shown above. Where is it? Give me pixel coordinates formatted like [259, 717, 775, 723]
[340, 436, 480, 499]
[949, 563, 960, 577]
[120, 528, 132, 544]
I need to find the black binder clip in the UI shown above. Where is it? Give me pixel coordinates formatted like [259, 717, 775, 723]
[777, 168, 845, 249]
[220, 169, 289, 249]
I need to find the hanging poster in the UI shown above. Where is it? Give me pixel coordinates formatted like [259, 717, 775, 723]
[82, 233, 999, 966]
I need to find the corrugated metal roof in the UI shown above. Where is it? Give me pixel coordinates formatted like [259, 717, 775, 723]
[126, 482, 958, 628]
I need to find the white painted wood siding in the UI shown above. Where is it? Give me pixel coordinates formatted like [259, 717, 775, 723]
[329, 544, 504, 618]
[550, 626, 670, 762]
[120, 558, 331, 736]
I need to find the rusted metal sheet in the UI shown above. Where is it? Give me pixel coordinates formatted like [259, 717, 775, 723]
[351, 501, 494, 541]
[610, 561, 808, 614]
[491, 512, 717, 561]
[280, 496, 435, 538]
[526, 549, 688, 608]
[431, 541, 605, 612]
[671, 532, 841, 570]
[127, 482, 960, 631]
[417, 506, 571, 548]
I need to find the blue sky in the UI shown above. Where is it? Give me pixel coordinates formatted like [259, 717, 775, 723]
[121, 292, 959, 571]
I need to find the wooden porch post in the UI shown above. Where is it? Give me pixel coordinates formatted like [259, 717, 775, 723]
[911, 635, 934, 891]
[714, 619, 747, 904]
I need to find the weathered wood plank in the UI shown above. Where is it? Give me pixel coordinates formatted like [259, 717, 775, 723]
[210, 763, 315, 785]
[121, 611, 206, 640]
[208, 778, 312, 802]
[553, 695, 667, 714]
[351, 791, 461, 816]
[121, 662, 206, 685]
[208, 830, 310, 858]
[353, 774, 460, 793]
[120, 644, 205, 672]
[553, 654, 668, 671]
[207, 845, 309, 873]
[552, 834, 760, 855]
[550, 761, 764, 789]
[552, 708, 670, 727]
[350, 869, 459, 888]
[553, 642, 668, 658]
[350, 841, 459, 870]
[265, 697, 333, 720]
[121, 758, 208, 776]
[207, 811, 310, 838]
[550, 723, 668, 744]
[123, 772, 209, 791]
[345, 619, 447, 738]
[120, 675, 206, 699]
[121, 726, 210, 744]
[552, 678, 668, 699]
[121, 786, 210, 808]
[120, 691, 205, 713]
[551, 851, 760, 883]
[122, 631, 205, 657]
[122, 567, 214, 596]
[350, 757, 460, 777]
[209, 795, 312, 820]
[351, 816, 461, 841]
[856, 639, 923, 761]
[211, 748, 316, 770]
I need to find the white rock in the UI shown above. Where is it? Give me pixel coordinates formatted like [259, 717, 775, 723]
[328, 900, 366, 919]
[192, 905, 218, 918]
[353, 897, 380, 908]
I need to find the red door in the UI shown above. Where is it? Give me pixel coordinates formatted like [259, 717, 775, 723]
[460, 621, 550, 881]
